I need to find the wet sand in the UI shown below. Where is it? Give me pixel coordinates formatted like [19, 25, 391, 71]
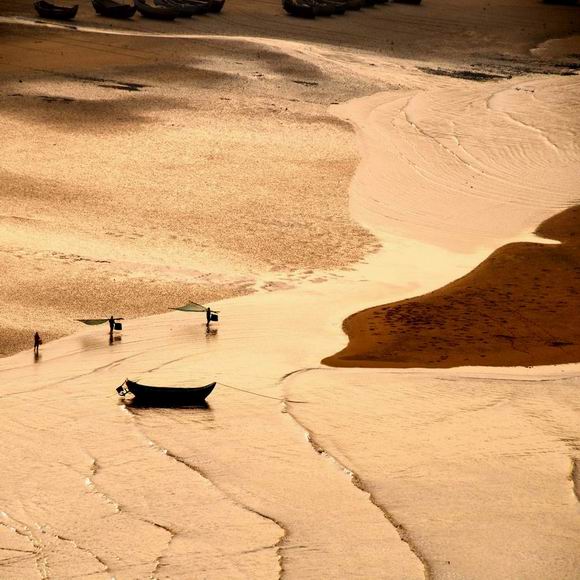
[325, 205, 580, 368]
[0, 20, 379, 356]
[1, 1, 578, 356]
[1, 1, 580, 578]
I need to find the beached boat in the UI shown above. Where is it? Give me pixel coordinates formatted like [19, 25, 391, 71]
[345, 0, 363, 10]
[117, 379, 216, 406]
[319, 0, 348, 14]
[392, 0, 422, 4]
[282, 0, 317, 18]
[208, 0, 225, 13]
[313, 0, 336, 16]
[33, 1, 79, 20]
[134, 0, 180, 19]
[154, 0, 210, 16]
[92, 0, 137, 18]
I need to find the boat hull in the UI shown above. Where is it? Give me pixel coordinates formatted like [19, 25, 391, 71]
[155, 0, 210, 16]
[208, 0, 225, 13]
[282, 0, 317, 18]
[135, 0, 181, 19]
[92, 0, 137, 18]
[121, 379, 216, 406]
[33, 1, 79, 20]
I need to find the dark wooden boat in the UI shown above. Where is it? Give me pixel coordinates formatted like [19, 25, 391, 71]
[282, 0, 316, 18]
[320, 0, 348, 14]
[92, 0, 137, 18]
[117, 379, 216, 406]
[392, 0, 422, 4]
[134, 0, 180, 19]
[208, 0, 225, 13]
[33, 1, 79, 20]
[314, 0, 335, 15]
[154, 0, 210, 16]
[345, 0, 363, 10]
[182, 0, 213, 13]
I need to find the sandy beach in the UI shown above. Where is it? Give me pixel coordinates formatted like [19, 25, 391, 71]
[1, 0, 580, 578]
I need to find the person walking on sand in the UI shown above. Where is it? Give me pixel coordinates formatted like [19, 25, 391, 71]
[34, 331, 42, 354]
[206, 307, 212, 327]
[109, 316, 115, 335]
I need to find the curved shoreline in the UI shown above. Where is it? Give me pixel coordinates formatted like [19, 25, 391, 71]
[324, 205, 580, 368]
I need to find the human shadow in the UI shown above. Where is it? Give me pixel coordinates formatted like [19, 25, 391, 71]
[205, 326, 218, 340]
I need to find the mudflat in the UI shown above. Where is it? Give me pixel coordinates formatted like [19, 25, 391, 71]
[325, 205, 580, 368]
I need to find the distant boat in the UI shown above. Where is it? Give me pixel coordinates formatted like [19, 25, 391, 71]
[92, 0, 137, 18]
[319, 0, 348, 14]
[154, 0, 211, 16]
[345, 0, 363, 10]
[313, 1, 336, 16]
[33, 1, 79, 20]
[208, 0, 225, 13]
[134, 0, 181, 19]
[282, 0, 317, 18]
[117, 379, 216, 406]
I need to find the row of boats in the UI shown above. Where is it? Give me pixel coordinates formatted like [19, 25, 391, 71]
[283, 0, 420, 18]
[33, 0, 225, 21]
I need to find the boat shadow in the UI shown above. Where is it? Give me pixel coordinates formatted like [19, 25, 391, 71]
[123, 399, 212, 411]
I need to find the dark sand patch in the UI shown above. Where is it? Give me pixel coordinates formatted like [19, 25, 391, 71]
[324, 206, 580, 368]
[0, 91, 185, 131]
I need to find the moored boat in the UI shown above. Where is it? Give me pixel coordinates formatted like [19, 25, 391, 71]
[208, 0, 225, 13]
[345, 0, 363, 10]
[33, 0, 79, 20]
[134, 0, 180, 19]
[314, 0, 336, 15]
[117, 379, 216, 406]
[154, 0, 210, 16]
[282, 0, 316, 17]
[320, 0, 348, 14]
[92, 0, 137, 18]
